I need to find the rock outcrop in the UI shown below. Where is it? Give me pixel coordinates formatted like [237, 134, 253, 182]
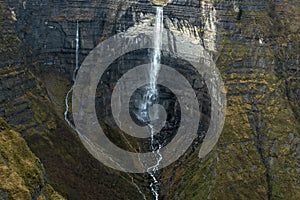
[0, 118, 65, 200]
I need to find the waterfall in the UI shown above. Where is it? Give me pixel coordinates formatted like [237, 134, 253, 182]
[146, 6, 164, 200]
[137, 6, 163, 124]
[150, 6, 163, 98]
[201, 0, 217, 52]
[63, 21, 147, 200]
[64, 20, 79, 128]
[74, 20, 79, 81]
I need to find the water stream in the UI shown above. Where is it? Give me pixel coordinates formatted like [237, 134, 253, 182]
[64, 6, 166, 199]
[145, 6, 164, 200]
[63, 21, 146, 200]
[64, 20, 79, 128]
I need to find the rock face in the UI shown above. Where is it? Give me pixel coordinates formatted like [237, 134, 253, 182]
[0, 1, 151, 200]
[159, 1, 300, 199]
[150, 0, 170, 6]
[0, 0, 299, 199]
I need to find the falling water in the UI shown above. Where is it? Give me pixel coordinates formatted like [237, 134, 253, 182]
[74, 20, 79, 81]
[64, 20, 79, 128]
[150, 6, 163, 97]
[63, 21, 147, 200]
[201, 0, 217, 52]
[146, 6, 164, 200]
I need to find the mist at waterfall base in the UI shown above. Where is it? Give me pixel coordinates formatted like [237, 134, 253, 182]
[75, 33, 211, 200]
[144, 7, 164, 200]
[95, 52, 211, 199]
[65, 7, 211, 200]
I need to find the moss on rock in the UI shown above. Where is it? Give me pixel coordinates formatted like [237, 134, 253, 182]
[0, 118, 65, 199]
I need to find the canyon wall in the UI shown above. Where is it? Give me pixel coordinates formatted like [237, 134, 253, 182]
[0, 0, 299, 199]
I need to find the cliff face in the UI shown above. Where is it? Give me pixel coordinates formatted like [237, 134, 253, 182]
[0, 1, 150, 199]
[0, 117, 65, 200]
[0, 0, 299, 199]
[0, 5, 63, 199]
[160, 1, 300, 199]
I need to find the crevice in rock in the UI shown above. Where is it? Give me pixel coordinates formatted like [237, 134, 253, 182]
[247, 111, 272, 200]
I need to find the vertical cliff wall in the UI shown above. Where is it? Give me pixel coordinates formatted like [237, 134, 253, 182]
[160, 1, 300, 199]
[0, 0, 299, 199]
[0, 1, 151, 199]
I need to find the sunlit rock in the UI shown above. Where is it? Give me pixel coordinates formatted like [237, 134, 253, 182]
[149, 0, 170, 6]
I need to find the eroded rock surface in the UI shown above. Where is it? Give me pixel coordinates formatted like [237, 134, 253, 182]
[0, 0, 299, 199]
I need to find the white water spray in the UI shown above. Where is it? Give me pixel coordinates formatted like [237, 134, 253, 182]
[150, 6, 163, 96]
[201, 0, 217, 52]
[145, 6, 164, 200]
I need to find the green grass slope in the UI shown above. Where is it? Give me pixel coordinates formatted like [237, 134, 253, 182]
[0, 117, 65, 200]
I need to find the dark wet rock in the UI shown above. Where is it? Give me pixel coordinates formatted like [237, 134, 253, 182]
[0, 0, 299, 199]
[0, 190, 8, 200]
